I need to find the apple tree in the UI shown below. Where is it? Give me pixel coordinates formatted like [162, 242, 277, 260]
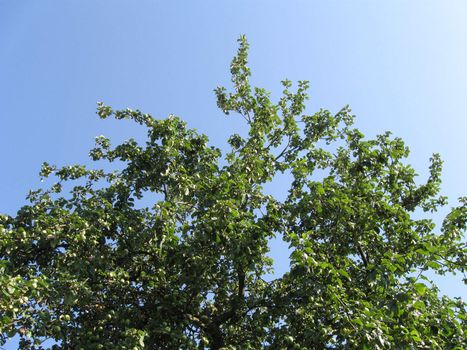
[1, 36, 466, 349]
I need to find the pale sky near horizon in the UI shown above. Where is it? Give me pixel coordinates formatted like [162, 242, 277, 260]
[1, 1, 467, 347]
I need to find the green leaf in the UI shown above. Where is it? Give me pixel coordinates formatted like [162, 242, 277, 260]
[413, 283, 427, 296]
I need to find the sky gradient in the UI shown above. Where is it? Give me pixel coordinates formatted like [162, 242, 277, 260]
[1, 1, 466, 347]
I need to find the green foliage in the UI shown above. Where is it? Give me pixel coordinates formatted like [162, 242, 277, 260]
[1, 36, 466, 349]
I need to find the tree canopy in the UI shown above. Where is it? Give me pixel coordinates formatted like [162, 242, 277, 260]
[1, 36, 466, 349]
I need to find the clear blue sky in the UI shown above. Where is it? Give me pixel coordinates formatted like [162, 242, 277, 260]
[1, 1, 466, 346]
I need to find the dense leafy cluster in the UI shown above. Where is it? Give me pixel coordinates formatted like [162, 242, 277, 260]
[1, 37, 466, 349]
